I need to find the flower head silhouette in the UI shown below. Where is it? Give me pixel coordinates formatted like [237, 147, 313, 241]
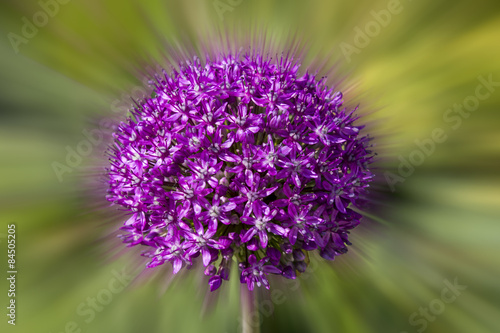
[106, 50, 374, 292]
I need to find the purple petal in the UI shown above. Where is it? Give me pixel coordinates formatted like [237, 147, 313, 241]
[245, 170, 254, 188]
[268, 223, 286, 236]
[301, 168, 317, 178]
[248, 254, 257, 266]
[322, 181, 333, 191]
[293, 249, 306, 261]
[288, 203, 298, 219]
[335, 196, 346, 213]
[283, 184, 292, 197]
[204, 264, 216, 276]
[302, 193, 317, 202]
[247, 280, 255, 291]
[208, 177, 219, 188]
[164, 113, 182, 122]
[206, 219, 218, 237]
[221, 137, 234, 149]
[193, 202, 202, 215]
[215, 236, 232, 249]
[247, 238, 259, 251]
[193, 219, 204, 234]
[263, 185, 278, 197]
[259, 230, 268, 248]
[282, 266, 296, 279]
[305, 216, 321, 224]
[289, 227, 298, 245]
[272, 199, 288, 207]
[222, 201, 236, 211]
[219, 153, 240, 163]
[208, 275, 222, 292]
[220, 267, 230, 280]
[262, 265, 281, 274]
[267, 247, 281, 265]
[275, 169, 289, 179]
[240, 228, 258, 243]
[202, 248, 212, 266]
[253, 201, 262, 219]
[320, 247, 336, 260]
[240, 216, 253, 225]
[313, 231, 325, 248]
[247, 126, 260, 133]
[124, 213, 137, 226]
[292, 173, 301, 187]
[172, 258, 182, 274]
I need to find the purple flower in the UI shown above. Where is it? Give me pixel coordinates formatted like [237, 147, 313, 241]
[240, 202, 287, 248]
[200, 195, 236, 225]
[286, 203, 322, 246]
[271, 182, 317, 208]
[240, 255, 281, 290]
[106, 50, 374, 292]
[237, 170, 278, 216]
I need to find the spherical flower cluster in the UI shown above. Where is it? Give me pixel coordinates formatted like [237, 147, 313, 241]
[106, 51, 374, 292]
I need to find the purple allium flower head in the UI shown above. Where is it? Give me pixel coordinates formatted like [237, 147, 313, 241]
[106, 49, 374, 292]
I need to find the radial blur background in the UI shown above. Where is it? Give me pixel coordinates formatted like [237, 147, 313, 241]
[1, 0, 499, 332]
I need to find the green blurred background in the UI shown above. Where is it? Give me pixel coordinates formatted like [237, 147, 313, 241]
[1, 0, 499, 332]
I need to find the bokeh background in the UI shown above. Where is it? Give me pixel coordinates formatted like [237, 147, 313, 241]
[1, 0, 499, 332]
